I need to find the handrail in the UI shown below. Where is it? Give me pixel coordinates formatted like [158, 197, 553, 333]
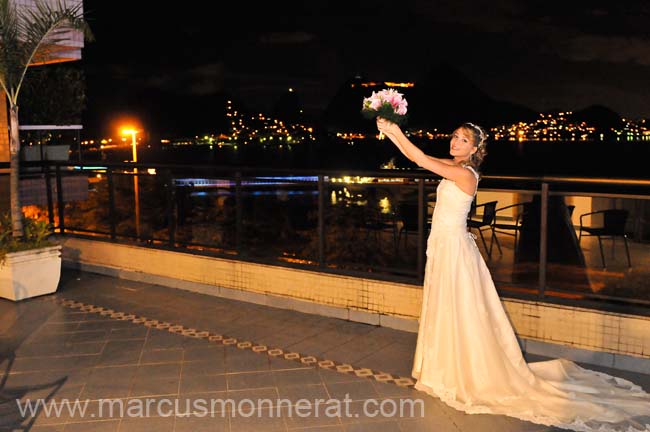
[18, 161, 650, 187]
[44, 161, 440, 179]
[482, 174, 650, 187]
[3, 160, 650, 186]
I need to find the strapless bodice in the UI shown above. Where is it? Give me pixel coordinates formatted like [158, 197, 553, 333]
[429, 168, 478, 236]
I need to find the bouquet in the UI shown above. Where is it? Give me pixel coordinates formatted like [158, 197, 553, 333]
[361, 88, 408, 126]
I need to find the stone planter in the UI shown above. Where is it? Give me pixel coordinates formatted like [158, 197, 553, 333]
[0, 245, 62, 301]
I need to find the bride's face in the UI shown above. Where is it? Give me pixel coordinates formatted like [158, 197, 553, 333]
[450, 128, 478, 160]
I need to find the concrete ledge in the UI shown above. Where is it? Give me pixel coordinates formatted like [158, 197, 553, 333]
[524, 338, 616, 368]
[613, 353, 650, 375]
[349, 309, 380, 326]
[380, 313, 420, 333]
[522, 338, 650, 375]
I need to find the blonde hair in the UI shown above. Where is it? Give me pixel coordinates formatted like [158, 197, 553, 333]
[458, 122, 488, 171]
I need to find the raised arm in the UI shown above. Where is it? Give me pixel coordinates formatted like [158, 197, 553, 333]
[377, 118, 477, 191]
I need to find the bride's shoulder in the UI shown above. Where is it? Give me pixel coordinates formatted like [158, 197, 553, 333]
[464, 165, 479, 179]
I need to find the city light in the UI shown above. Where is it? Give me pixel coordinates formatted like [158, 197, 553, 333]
[121, 127, 141, 238]
[121, 128, 139, 163]
[79, 105, 650, 156]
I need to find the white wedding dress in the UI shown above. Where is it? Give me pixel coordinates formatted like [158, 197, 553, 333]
[412, 166, 650, 431]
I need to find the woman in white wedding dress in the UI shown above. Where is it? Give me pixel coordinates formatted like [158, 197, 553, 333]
[376, 118, 650, 432]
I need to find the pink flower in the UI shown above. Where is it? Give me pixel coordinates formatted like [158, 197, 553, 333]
[370, 94, 383, 110]
[396, 102, 408, 115]
[361, 88, 408, 125]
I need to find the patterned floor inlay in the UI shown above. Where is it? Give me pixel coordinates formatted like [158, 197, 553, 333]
[57, 298, 416, 388]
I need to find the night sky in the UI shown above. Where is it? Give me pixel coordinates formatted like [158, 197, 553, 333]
[80, 0, 650, 137]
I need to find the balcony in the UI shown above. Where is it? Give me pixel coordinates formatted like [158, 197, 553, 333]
[5, 161, 650, 361]
[1, 161, 650, 429]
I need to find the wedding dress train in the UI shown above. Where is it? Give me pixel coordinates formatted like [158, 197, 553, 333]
[413, 166, 650, 431]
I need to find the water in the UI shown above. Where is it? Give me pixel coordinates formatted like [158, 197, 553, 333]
[423, 139, 650, 178]
[79, 139, 650, 179]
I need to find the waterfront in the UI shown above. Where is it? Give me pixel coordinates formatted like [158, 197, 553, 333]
[77, 138, 650, 179]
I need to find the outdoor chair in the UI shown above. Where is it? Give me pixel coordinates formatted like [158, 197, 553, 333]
[467, 200, 499, 258]
[567, 205, 575, 217]
[362, 206, 398, 251]
[396, 201, 421, 251]
[579, 209, 631, 268]
[492, 202, 530, 257]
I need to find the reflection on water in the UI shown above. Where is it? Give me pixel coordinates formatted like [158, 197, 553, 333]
[87, 139, 650, 178]
[190, 190, 319, 198]
[181, 175, 404, 213]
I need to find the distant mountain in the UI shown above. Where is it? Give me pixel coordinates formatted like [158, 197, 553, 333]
[320, 76, 386, 133]
[321, 64, 538, 133]
[409, 64, 538, 129]
[568, 105, 623, 132]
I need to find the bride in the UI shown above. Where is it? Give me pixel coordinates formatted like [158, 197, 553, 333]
[376, 117, 650, 431]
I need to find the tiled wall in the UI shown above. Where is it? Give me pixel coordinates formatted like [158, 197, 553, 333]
[504, 299, 650, 358]
[61, 237, 650, 361]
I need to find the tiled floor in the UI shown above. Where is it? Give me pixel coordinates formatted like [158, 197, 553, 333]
[1, 270, 649, 431]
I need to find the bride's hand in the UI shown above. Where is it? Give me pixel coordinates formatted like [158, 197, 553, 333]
[376, 117, 398, 135]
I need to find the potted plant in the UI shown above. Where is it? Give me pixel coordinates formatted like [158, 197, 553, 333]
[0, 0, 90, 300]
[0, 214, 60, 300]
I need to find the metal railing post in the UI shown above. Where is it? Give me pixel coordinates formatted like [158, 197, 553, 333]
[318, 175, 325, 267]
[539, 182, 549, 297]
[235, 172, 243, 255]
[166, 169, 176, 247]
[107, 168, 116, 240]
[44, 163, 54, 227]
[55, 164, 65, 234]
[417, 178, 425, 279]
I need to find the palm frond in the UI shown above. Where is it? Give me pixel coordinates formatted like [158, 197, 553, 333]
[0, 0, 22, 98]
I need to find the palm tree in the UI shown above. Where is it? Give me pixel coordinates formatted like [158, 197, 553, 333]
[0, 0, 90, 238]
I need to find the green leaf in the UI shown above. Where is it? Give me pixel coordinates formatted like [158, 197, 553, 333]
[361, 103, 408, 126]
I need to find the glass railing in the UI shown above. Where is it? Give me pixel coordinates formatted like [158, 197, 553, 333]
[6, 162, 650, 312]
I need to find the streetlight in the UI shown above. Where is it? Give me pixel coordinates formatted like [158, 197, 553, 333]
[122, 128, 140, 239]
